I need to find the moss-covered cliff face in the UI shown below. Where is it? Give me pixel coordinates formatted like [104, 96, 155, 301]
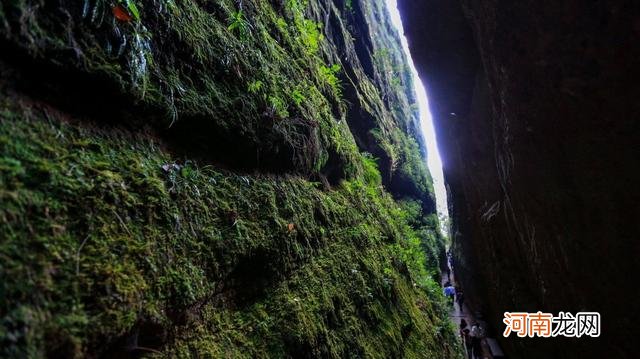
[0, 0, 459, 357]
[0, 0, 434, 204]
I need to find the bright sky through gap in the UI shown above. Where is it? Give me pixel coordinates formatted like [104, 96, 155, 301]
[385, 0, 450, 232]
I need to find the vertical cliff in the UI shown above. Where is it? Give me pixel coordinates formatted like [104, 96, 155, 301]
[398, 0, 639, 358]
[0, 0, 461, 357]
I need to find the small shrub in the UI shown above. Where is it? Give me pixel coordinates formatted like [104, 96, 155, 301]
[248, 80, 264, 94]
[228, 10, 249, 39]
[275, 17, 288, 32]
[290, 88, 306, 106]
[268, 95, 289, 118]
[118, 0, 140, 21]
[319, 64, 343, 98]
[361, 153, 382, 186]
[346, 0, 354, 12]
[298, 19, 323, 54]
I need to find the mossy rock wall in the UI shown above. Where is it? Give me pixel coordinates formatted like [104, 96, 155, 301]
[0, 0, 459, 357]
[0, 0, 435, 203]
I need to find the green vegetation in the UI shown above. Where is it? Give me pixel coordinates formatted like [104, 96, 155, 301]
[345, 0, 354, 13]
[319, 64, 344, 99]
[0, 102, 461, 358]
[397, 200, 447, 275]
[0, 0, 458, 357]
[291, 88, 307, 106]
[248, 80, 264, 93]
[0, 0, 360, 174]
[362, 153, 382, 187]
[398, 134, 435, 197]
[0, 0, 433, 202]
[227, 10, 249, 39]
[297, 19, 323, 55]
[118, 0, 141, 21]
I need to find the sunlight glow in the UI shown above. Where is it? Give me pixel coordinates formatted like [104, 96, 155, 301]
[384, 0, 450, 233]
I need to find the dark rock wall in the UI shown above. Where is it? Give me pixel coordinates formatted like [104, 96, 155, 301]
[399, 0, 639, 358]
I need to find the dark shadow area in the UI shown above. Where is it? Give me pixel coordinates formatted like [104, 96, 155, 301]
[398, 0, 640, 358]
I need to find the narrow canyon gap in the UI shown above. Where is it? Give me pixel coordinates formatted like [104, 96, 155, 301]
[385, 0, 450, 231]
[0, 0, 637, 358]
[398, 0, 639, 358]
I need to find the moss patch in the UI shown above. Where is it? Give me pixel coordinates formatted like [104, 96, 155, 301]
[0, 99, 461, 358]
[0, 0, 456, 356]
[0, 0, 435, 201]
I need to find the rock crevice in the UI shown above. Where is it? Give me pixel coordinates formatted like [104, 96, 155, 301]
[399, 0, 639, 357]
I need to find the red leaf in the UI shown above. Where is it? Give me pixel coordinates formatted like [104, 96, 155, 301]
[112, 5, 132, 22]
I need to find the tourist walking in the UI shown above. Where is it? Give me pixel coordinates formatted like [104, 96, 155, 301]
[456, 288, 465, 312]
[470, 323, 483, 359]
[443, 283, 456, 305]
[459, 319, 472, 358]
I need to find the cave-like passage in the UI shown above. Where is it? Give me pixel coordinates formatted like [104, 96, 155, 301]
[384, 0, 450, 236]
[384, 2, 505, 357]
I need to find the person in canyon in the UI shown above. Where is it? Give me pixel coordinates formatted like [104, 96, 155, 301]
[469, 323, 484, 359]
[462, 329, 472, 359]
[459, 320, 472, 359]
[459, 319, 468, 331]
[443, 283, 456, 305]
[456, 288, 465, 312]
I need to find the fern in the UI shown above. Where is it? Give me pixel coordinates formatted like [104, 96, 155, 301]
[319, 64, 343, 98]
[228, 10, 249, 40]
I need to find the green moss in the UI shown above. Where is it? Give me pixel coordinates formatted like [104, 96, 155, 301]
[319, 64, 344, 99]
[0, 0, 360, 175]
[361, 153, 382, 187]
[0, 0, 456, 356]
[0, 0, 435, 199]
[0, 101, 461, 358]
